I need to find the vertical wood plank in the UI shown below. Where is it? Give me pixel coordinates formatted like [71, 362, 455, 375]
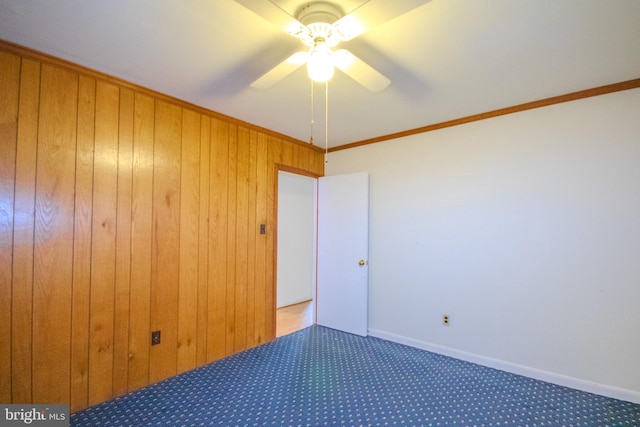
[207, 118, 228, 362]
[112, 87, 134, 397]
[177, 109, 200, 374]
[88, 81, 119, 406]
[297, 144, 309, 171]
[312, 148, 322, 174]
[127, 93, 154, 391]
[281, 140, 293, 166]
[254, 132, 268, 345]
[0, 51, 20, 403]
[225, 124, 238, 356]
[318, 150, 326, 176]
[312, 149, 325, 176]
[246, 130, 258, 348]
[12, 58, 40, 405]
[301, 144, 313, 172]
[32, 64, 78, 404]
[234, 126, 249, 352]
[149, 100, 181, 384]
[295, 143, 305, 171]
[70, 75, 95, 411]
[291, 142, 300, 169]
[196, 116, 211, 366]
[265, 137, 281, 342]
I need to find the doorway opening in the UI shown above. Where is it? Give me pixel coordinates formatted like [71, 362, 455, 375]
[275, 169, 318, 337]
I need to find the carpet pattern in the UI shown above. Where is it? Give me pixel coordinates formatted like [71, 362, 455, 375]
[71, 326, 640, 426]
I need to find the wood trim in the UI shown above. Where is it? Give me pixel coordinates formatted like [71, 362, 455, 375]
[277, 164, 322, 179]
[0, 50, 20, 404]
[330, 78, 640, 152]
[0, 39, 325, 154]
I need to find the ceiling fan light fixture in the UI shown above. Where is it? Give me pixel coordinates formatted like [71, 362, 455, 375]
[307, 39, 334, 83]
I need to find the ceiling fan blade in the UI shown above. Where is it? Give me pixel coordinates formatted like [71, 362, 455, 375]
[333, 0, 432, 41]
[334, 49, 390, 92]
[250, 51, 308, 89]
[234, 0, 308, 39]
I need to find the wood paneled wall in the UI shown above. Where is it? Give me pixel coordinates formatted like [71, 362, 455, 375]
[0, 43, 324, 411]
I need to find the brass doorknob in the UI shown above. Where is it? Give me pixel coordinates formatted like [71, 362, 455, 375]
[358, 259, 366, 266]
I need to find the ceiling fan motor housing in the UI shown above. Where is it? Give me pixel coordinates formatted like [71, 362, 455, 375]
[297, 2, 343, 25]
[297, 2, 344, 47]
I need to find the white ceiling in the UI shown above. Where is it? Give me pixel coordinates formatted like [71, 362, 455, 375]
[1, 0, 639, 148]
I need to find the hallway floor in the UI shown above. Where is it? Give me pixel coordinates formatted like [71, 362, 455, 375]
[276, 300, 314, 337]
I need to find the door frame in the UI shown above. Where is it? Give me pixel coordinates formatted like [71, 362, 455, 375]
[272, 164, 321, 338]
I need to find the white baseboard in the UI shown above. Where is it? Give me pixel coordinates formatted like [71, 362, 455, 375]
[368, 328, 640, 405]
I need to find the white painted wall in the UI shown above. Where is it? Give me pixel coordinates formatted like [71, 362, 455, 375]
[325, 88, 640, 402]
[276, 171, 316, 308]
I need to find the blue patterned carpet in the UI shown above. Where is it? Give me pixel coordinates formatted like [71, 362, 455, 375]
[72, 326, 640, 426]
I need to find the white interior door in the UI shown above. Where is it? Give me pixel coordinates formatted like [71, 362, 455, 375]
[317, 172, 369, 336]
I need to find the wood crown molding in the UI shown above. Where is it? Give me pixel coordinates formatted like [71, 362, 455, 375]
[330, 78, 640, 152]
[4, 39, 637, 155]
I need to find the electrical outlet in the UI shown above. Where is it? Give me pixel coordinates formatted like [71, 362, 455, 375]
[151, 330, 161, 345]
[442, 314, 450, 326]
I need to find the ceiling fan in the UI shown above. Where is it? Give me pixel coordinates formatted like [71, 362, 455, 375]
[234, 0, 431, 92]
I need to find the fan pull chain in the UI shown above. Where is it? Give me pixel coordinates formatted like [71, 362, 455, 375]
[309, 78, 314, 145]
[324, 80, 329, 163]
